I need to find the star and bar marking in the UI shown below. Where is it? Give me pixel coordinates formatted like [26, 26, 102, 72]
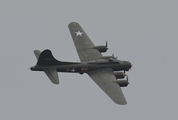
[71, 68, 76, 72]
[75, 31, 83, 36]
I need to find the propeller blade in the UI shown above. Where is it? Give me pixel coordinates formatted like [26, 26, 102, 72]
[106, 41, 108, 47]
[112, 53, 117, 59]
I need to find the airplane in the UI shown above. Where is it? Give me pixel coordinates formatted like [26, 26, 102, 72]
[30, 22, 132, 105]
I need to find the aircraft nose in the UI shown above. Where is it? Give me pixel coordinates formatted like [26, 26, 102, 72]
[131, 63, 133, 68]
[128, 62, 132, 69]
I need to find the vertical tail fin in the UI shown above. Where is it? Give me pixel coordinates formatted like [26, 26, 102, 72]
[36, 49, 61, 66]
[33, 49, 59, 84]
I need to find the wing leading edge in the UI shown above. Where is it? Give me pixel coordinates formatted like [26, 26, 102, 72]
[87, 69, 127, 105]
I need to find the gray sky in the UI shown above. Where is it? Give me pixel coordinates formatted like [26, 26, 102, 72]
[1, 0, 178, 119]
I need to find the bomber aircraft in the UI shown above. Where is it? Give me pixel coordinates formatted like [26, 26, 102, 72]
[30, 22, 132, 105]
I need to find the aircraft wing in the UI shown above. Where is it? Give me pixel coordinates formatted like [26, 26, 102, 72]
[87, 69, 127, 105]
[68, 22, 102, 62]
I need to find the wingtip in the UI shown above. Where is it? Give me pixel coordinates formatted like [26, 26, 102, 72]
[52, 81, 60, 84]
[115, 101, 127, 105]
[68, 22, 80, 27]
[113, 98, 127, 105]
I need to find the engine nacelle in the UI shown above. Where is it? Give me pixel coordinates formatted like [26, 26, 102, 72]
[92, 46, 108, 53]
[113, 72, 126, 79]
[115, 80, 129, 87]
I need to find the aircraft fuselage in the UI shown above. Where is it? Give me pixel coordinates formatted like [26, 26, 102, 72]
[31, 61, 132, 74]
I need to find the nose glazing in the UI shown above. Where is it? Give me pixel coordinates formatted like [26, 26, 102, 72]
[130, 63, 133, 68]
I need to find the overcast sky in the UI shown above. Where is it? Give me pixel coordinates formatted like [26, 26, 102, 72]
[1, 0, 178, 120]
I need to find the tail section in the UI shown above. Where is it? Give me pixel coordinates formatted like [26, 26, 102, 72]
[34, 50, 41, 59]
[32, 49, 60, 84]
[43, 68, 59, 84]
[36, 49, 61, 66]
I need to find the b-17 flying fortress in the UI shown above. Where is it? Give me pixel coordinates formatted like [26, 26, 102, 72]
[30, 22, 132, 105]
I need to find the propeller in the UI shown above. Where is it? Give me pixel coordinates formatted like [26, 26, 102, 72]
[123, 71, 128, 81]
[106, 41, 108, 48]
[126, 75, 128, 81]
[112, 53, 117, 59]
[105, 41, 109, 51]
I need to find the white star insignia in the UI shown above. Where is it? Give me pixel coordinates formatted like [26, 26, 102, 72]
[71, 68, 76, 72]
[75, 31, 83, 36]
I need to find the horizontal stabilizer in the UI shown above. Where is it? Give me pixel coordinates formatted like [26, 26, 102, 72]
[44, 68, 59, 84]
[34, 50, 41, 59]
